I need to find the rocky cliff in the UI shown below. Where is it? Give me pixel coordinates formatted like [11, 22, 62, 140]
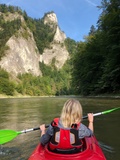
[0, 11, 69, 76]
[0, 12, 41, 76]
[41, 12, 69, 69]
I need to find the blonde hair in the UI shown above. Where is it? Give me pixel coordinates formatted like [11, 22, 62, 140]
[60, 99, 83, 128]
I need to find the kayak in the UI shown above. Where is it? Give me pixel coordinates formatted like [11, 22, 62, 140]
[28, 136, 106, 160]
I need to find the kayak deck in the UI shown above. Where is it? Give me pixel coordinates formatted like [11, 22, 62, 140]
[29, 136, 106, 160]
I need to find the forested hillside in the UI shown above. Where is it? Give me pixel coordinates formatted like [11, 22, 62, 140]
[0, 0, 120, 96]
[72, 0, 120, 95]
[0, 4, 73, 96]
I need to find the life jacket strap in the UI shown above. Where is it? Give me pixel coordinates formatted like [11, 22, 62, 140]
[49, 118, 83, 153]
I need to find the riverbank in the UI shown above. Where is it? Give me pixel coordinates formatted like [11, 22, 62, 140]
[0, 93, 30, 99]
[0, 94, 120, 99]
[0, 93, 56, 99]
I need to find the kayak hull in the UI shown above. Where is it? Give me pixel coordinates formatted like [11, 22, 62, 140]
[29, 136, 106, 160]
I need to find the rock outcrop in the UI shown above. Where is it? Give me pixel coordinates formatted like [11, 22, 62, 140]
[0, 11, 69, 76]
[0, 12, 41, 76]
[0, 32, 41, 76]
[40, 12, 69, 69]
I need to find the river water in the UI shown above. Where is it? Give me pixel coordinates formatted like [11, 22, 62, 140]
[0, 97, 120, 160]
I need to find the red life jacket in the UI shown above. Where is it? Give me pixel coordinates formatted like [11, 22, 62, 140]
[48, 118, 83, 154]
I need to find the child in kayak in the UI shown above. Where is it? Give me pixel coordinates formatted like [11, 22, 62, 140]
[40, 99, 94, 153]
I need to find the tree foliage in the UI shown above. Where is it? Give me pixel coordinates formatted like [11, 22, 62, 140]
[0, 15, 21, 59]
[72, 0, 120, 95]
[24, 15, 55, 54]
[16, 61, 72, 96]
[0, 68, 15, 95]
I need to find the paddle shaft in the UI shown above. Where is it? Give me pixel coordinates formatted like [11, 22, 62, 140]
[83, 107, 120, 119]
[21, 107, 120, 133]
[23, 112, 102, 133]
[0, 107, 119, 145]
[20, 125, 49, 134]
[83, 112, 102, 119]
[20, 114, 95, 133]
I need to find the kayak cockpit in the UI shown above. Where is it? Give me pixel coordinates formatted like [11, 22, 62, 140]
[47, 138, 86, 154]
[29, 136, 106, 160]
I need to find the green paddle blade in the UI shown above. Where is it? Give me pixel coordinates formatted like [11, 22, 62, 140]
[0, 130, 21, 145]
[102, 107, 120, 115]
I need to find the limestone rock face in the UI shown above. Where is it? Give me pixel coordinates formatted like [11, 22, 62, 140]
[0, 34, 41, 76]
[0, 12, 41, 76]
[0, 12, 24, 22]
[41, 12, 69, 69]
[0, 11, 69, 76]
[44, 12, 58, 25]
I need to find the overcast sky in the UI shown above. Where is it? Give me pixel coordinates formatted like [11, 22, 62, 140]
[0, 0, 102, 41]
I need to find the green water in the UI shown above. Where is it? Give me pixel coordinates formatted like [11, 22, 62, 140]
[0, 97, 120, 160]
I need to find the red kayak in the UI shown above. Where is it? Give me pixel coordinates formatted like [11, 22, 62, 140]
[29, 136, 106, 160]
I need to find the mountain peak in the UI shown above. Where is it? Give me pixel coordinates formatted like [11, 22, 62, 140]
[44, 12, 58, 25]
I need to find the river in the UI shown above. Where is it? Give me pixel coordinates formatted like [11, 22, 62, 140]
[0, 97, 120, 160]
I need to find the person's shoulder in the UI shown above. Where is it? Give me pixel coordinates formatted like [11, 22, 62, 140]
[58, 119, 65, 128]
[79, 123, 87, 129]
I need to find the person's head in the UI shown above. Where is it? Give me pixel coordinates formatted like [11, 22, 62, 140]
[60, 99, 83, 128]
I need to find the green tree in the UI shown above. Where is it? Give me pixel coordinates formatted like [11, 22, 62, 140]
[72, 0, 120, 95]
[98, 0, 120, 92]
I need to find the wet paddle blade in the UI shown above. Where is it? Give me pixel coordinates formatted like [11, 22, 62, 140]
[83, 107, 120, 119]
[102, 107, 120, 115]
[0, 130, 21, 145]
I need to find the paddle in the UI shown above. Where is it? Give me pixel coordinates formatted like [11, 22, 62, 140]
[0, 125, 49, 145]
[0, 107, 119, 145]
[82, 107, 120, 119]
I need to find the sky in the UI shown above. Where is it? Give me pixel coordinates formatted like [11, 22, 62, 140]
[0, 0, 102, 41]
